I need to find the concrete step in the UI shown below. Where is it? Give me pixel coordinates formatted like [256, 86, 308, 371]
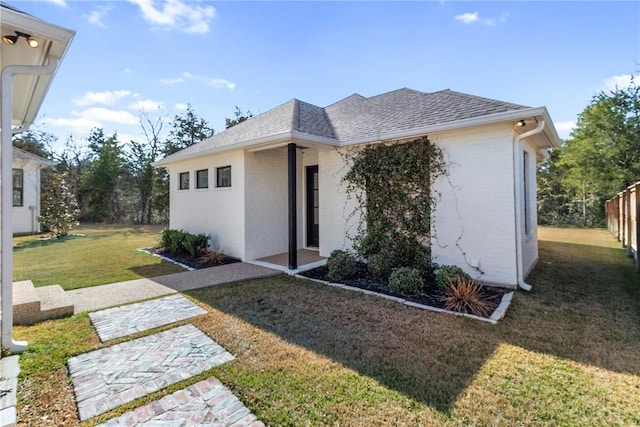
[35, 285, 74, 321]
[13, 281, 74, 325]
[13, 280, 41, 326]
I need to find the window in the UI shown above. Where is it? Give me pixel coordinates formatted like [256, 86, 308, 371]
[179, 172, 190, 190]
[523, 151, 531, 236]
[196, 169, 209, 189]
[216, 166, 231, 188]
[13, 169, 23, 207]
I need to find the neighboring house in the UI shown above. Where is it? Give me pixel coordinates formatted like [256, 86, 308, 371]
[154, 88, 561, 289]
[12, 147, 53, 235]
[1, 2, 74, 353]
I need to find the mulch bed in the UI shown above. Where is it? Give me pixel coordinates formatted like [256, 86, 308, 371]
[149, 248, 241, 270]
[300, 264, 509, 317]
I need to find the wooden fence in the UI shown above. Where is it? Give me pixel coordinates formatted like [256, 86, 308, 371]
[605, 181, 640, 272]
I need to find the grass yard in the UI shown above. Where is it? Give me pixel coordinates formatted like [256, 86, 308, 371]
[12, 224, 185, 290]
[14, 227, 640, 426]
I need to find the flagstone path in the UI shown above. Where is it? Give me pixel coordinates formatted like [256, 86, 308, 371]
[89, 294, 207, 341]
[68, 324, 235, 421]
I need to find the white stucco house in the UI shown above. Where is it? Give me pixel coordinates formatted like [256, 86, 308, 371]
[12, 146, 52, 235]
[154, 88, 560, 289]
[1, 2, 74, 355]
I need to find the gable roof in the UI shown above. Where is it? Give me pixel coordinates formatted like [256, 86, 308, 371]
[12, 146, 54, 168]
[156, 88, 554, 166]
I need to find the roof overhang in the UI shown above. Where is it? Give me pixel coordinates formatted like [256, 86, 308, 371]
[153, 106, 562, 167]
[1, 3, 75, 131]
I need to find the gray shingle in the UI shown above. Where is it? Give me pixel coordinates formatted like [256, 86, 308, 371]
[157, 88, 529, 164]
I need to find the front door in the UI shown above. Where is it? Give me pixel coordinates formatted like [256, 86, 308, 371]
[306, 165, 319, 247]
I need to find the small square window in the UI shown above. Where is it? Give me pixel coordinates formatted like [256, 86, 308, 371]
[196, 169, 209, 189]
[216, 166, 231, 188]
[179, 172, 189, 190]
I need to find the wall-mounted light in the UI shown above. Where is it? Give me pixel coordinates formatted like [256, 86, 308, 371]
[515, 120, 526, 128]
[2, 31, 39, 48]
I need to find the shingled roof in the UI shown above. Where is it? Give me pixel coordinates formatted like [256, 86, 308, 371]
[157, 88, 530, 165]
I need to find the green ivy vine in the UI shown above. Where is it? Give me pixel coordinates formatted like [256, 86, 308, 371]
[342, 136, 447, 272]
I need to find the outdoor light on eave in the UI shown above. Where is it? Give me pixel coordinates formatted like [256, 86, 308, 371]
[515, 119, 527, 128]
[2, 31, 40, 48]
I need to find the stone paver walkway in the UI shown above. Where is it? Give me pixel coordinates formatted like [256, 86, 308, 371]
[68, 324, 235, 421]
[89, 294, 207, 342]
[97, 377, 264, 426]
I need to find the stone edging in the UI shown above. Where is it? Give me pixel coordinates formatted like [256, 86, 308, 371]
[136, 248, 195, 271]
[294, 274, 515, 324]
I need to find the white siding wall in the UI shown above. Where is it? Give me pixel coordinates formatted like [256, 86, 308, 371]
[521, 140, 539, 276]
[431, 124, 518, 286]
[12, 165, 41, 234]
[167, 151, 246, 259]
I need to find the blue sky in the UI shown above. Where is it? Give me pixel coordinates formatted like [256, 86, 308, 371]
[11, 0, 640, 151]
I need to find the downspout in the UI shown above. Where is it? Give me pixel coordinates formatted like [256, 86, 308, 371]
[513, 119, 545, 291]
[1, 56, 59, 353]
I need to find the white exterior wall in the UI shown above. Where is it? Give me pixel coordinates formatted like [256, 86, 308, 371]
[431, 124, 518, 286]
[521, 140, 539, 276]
[317, 148, 361, 258]
[11, 164, 41, 234]
[167, 150, 246, 259]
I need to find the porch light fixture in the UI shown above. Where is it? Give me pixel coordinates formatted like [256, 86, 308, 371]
[2, 31, 39, 48]
[515, 119, 526, 128]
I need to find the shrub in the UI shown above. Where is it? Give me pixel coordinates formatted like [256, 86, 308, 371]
[436, 265, 472, 290]
[388, 267, 424, 295]
[160, 229, 210, 256]
[183, 232, 210, 257]
[440, 277, 494, 317]
[327, 250, 359, 281]
[368, 252, 395, 279]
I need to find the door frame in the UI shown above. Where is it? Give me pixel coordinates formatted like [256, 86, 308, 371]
[305, 165, 319, 248]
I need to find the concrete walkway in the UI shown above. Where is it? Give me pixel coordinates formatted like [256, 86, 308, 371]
[68, 262, 281, 313]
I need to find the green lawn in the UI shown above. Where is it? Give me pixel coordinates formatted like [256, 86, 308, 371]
[14, 226, 640, 426]
[12, 224, 185, 290]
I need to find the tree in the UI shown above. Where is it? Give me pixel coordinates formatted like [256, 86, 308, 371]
[163, 104, 214, 156]
[129, 111, 167, 224]
[225, 106, 253, 129]
[12, 128, 55, 159]
[557, 80, 640, 224]
[39, 172, 80, 237]
[80, 128, 126, 222]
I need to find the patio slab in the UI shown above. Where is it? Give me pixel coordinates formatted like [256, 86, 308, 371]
[89, 294, 208, 342]
[97, 377, 264, 426]
[68, 324, 235, 421]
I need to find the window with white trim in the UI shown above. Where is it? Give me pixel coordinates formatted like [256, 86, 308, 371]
[216, 166, 231, 188]
[196, 169, 208, 189]
[179, 172, 189, 190]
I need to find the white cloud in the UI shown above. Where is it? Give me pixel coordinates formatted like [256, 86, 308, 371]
[128, 0, 216, 34]
[119, 133, 144, 143]
[175, 103, 188, 110]
[160, 71, 235, 90]
[85, 5, 113, 28]
[75, 107, 139, 125]
[129, 99, 164, 111]
[42, 0, 68, 7]
[554, 120, 576, 139]
[455, 11, 508, 26]
[602, 74, 638, 91]
[73, 90, 133, 107]
[455, 12, 478, 24]
[42, 117, 102, 135]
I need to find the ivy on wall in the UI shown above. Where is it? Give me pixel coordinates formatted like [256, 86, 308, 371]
[342, 136, 447, 272]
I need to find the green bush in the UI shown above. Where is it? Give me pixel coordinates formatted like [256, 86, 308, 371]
[160, 229, 209, 256]
[183, 232, 210, 257]
[436, 265, 472, 290]
[388, 267, 424, 295]
[368, 252, 395, 279]
[327, 250, 359, 281]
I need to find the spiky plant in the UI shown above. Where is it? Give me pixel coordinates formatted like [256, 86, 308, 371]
[441, 277, 495, 317]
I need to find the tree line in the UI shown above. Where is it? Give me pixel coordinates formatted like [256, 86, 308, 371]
[537, 80, 639, 226]
[13, 105, 252, 227]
